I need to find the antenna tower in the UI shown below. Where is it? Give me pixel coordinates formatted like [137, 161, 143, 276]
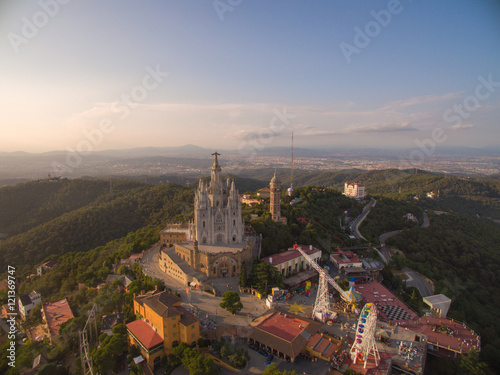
[288, 131, 294, 196]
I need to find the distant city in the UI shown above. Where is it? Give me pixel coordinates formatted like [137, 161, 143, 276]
[1, 145, 499, 184]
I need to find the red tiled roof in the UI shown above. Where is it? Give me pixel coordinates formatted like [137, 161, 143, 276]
[42, 299, 74, 337]
[307, 333, 322, 348]
[262, 245, 321, 266]
[126, 320, 164, 349]
[40, 260, 56, 268]
[257, 311, 309, 342]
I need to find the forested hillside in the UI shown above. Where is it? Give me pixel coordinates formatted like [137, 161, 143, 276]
[387, 213, 500, 370]
[258, 169, 500, 220]
[0, 179, 144, 236]
[0, 181, 194, 274]
[359, 197, 423, 243]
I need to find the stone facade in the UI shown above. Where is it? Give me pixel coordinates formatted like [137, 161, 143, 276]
[159, 152, 258, 283]
[270, 171, 281, 222]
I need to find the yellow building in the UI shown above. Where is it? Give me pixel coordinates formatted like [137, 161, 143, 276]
[126, 290, 200, 371]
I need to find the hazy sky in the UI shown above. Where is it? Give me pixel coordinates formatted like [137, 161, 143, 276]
[1, 0, 499, 153]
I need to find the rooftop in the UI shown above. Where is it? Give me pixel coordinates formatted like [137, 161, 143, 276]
[250, 309, 322, 359]
[357, 281, 419, 322]
[101, 313, 126, 331]
[257, 311, 309, 342]
[42, 298, 74, 337]
[177, 306, 198, 327]
[423, 294, 452, 305]
[39, 260, 56, 269]
[400, 317, 480, 354]
[126, 320, 164, 349]
[262, 245, 321, 265]
[135, 290, 182, 318]
[19, 294, 32, 307]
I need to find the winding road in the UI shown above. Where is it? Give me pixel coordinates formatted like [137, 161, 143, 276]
[350, 198, 376, 240]
[376, 211, 433, 297]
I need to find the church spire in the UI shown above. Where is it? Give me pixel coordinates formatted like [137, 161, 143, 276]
[212, 151, 220, 166]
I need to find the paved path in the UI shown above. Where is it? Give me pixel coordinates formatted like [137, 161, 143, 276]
[140, 246, 269, 329]
[402, 267, 432, 297]
[421, 211, 430, 228]
[350, 198, 376, 240]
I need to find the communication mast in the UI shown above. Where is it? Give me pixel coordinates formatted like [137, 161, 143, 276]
[287, 131, 294, 197]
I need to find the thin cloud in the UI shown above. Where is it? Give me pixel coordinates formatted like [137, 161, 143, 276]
[300, 123, 418, 136]
[448, 124, 475, 131]
[380, 92, 463, 111]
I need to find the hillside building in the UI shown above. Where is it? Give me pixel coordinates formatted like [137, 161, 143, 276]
[249, 308, 323, 362]
[343, 182, 366, 199]
[41, 298, 74, 344]
[127, 290, 199, 371]
[159, 153, 259, 284]
[18, 291, 41, 320]
[330, 249, 363, 270]
[36, 260, 56, 276]
[262, 244, 321, 278]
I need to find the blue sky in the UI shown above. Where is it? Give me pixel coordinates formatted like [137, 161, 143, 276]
[1, 0, 499, 153]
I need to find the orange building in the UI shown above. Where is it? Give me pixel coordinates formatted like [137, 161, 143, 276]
[126, 290, 200, 371]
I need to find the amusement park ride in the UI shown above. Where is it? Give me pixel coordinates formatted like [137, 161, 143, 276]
[296, 246, 380, 369]
[296, 246, 354, 321]
[350, 303, 380, 368]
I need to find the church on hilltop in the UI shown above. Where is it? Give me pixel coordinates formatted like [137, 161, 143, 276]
[158, 152, 259, 285]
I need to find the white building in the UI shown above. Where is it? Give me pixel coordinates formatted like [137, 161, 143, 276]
[18, 291, 41, 320]
[262, 245, 321, 277]
[343, 182, 366, 199]
[192, 152, 245, 245]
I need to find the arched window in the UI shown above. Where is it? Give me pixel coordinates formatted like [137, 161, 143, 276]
[232, 235, 236, 242]
[203, 221, 205, 228]
[202, 237, 207, 244]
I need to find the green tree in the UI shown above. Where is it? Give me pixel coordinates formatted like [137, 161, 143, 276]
[249, 262, 284, 294]
[457, 350, 492, 375]
[262, 362, 296, 375]
[239, 263, 247, 287]
[219, 291, 243, 315]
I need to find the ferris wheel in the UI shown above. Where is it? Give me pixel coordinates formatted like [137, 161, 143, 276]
[350, 303, 380, 368]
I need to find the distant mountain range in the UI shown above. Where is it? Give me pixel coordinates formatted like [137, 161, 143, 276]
[2, 144, 500, 158]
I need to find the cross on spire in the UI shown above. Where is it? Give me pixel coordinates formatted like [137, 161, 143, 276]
[211, 151, 220, 164]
